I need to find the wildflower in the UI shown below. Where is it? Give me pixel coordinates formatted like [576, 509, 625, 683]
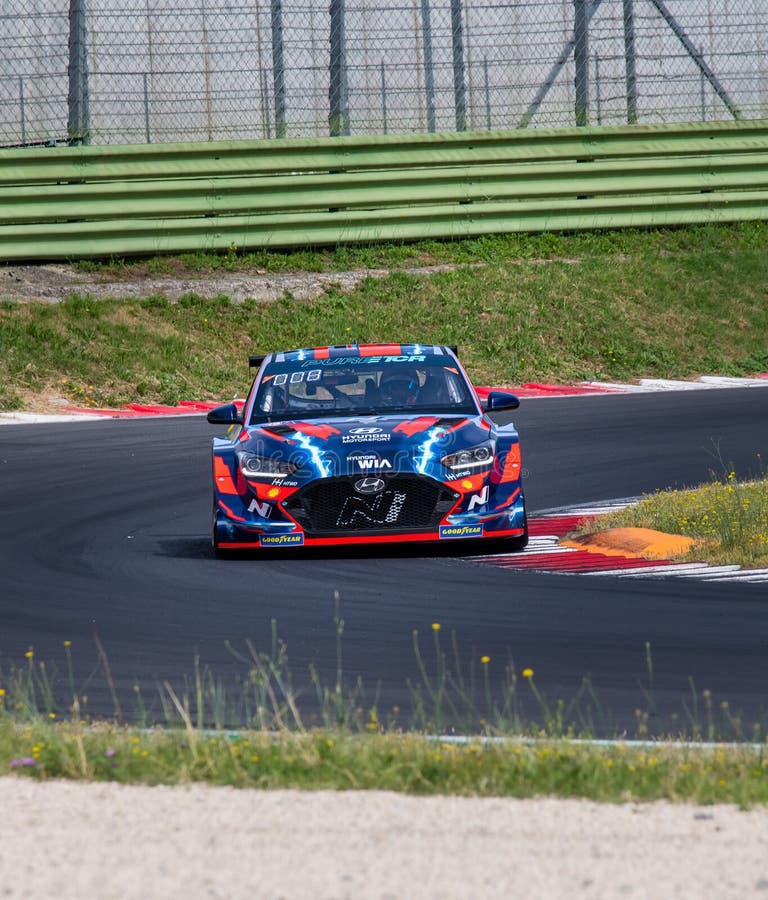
[48, 712, 55, 719]
[522, 667, 534, 679]
[105, 749, 116, 758]
[431, 622, 441, 632]
[63, 640, 72, 648]
[25, 649, 33, 659]
[0, 688, 5, 698]
[481, 655, 490, 664]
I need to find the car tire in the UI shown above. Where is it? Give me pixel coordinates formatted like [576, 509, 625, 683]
[486, 516, 528, 554]
[211, 497, 235, 558]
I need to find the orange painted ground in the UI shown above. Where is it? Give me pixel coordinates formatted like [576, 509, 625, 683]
[561, 527, 698, 560]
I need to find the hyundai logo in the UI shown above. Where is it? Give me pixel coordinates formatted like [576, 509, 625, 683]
[354, 477, 386, 494]
[350, 427, 383, 435]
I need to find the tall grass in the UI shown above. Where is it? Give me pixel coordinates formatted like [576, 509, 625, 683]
[1, 632, 767, 803]
[578, 474, 768, 568]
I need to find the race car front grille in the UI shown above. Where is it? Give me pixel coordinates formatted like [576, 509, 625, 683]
[283, 474, 458, 535]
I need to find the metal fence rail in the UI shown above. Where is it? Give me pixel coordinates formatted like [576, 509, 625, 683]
[0, 119, 766, 261]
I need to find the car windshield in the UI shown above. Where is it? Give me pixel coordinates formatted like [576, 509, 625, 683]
[249, 356, 478, 423]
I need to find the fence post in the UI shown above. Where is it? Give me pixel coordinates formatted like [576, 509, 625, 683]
[623, 0, 638, 124]
[519, 0, 604, 128]
[574, 0, 589, 126]
[420, 0, 436, 132]
[67, 0, 90, 144]
[380, 60, 388, 133]
[594, 52, 602, 125]
[483, 56, 491, 130]
[143, 73, 151, 143]
[450, 0, 466, 131]
[271, 0, 287, 138]
[329, 0, 349, 136]
[19, 78, 26, 145]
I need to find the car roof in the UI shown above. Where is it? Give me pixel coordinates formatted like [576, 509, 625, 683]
[267, 343, 455, 364]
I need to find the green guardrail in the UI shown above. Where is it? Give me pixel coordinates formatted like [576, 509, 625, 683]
[0, 119, 767, 261]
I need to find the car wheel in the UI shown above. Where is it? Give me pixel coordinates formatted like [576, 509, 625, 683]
[211, 496, 234, 558]
[486, 517, 528, 554]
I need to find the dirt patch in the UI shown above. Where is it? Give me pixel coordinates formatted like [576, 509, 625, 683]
[0, 262, 482, 304]
[562, 527, 699, 559]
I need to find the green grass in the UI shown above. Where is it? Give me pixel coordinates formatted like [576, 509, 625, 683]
[2, 622, 767, 802]
[2, 221, 767, 410]
[576, 475, 768, 569]
[73, 220, 768, 277]
[2, 724, 768, 805]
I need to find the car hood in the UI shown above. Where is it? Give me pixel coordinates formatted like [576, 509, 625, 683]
[244, 413, 493, 478]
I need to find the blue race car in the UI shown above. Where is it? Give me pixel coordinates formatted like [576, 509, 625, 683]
[207, 343, 527, 555]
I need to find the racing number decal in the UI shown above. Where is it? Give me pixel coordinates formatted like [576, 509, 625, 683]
[273, 369, 322, 386]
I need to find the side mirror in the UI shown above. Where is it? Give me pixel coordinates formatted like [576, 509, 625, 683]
[207, 403, 243, 425]
[482, 391, 520, 412]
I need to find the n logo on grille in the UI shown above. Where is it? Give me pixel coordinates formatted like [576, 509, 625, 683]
[337, 490, 407, 527]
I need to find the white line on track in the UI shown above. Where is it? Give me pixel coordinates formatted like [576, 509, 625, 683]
[587, 563, 711, 577]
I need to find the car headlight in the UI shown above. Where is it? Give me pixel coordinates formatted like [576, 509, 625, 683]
[441, 442, 494, 471]
[237, 452, 298, 479]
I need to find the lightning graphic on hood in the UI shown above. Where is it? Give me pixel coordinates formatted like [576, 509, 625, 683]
[292, 431, 331, 478]
[414, 426, 444, 475]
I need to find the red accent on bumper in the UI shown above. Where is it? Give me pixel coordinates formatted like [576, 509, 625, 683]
[218, 526, 525, 550]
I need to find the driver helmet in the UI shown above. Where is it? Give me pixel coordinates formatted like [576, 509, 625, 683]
[379, 367, 420, 406]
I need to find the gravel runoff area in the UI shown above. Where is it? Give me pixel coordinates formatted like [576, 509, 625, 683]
[0, 262, 479, 304]
[2, 779, 768, 899]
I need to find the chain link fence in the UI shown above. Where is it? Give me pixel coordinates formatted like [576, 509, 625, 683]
[1, 0, 766, 147]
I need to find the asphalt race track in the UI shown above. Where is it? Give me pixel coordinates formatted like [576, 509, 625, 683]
[1, 389, 767, 736]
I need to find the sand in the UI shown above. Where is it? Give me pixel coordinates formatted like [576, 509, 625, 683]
[1, 778, 767, 899]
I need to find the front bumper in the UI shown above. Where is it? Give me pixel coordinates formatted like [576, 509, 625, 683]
[214, 475, 526, 549]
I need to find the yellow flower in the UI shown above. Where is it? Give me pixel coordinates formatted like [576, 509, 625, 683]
[25, 649, 34, 659]
[0, 688, 5, 697]
[522, 667, 534, 679]
[481, 655, 490, 664]
[63, 640, 72, 648]
[250, 755, 260, 763]
[48, 712, 55, 719]
[431, 622, 441, 632]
